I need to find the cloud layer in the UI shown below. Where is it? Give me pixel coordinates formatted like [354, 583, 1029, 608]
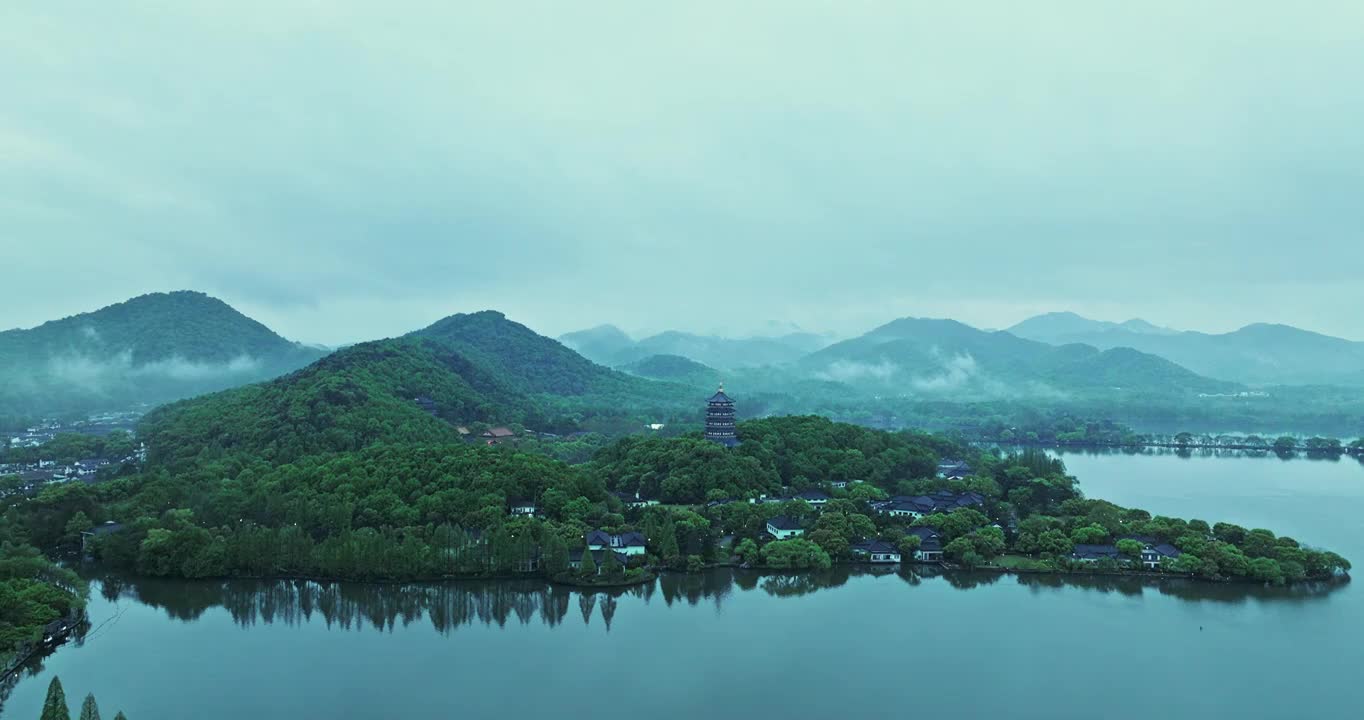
[3, 2, 1362, 344]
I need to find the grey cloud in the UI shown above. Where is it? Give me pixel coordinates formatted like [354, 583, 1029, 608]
[2, 2, 1363, 344]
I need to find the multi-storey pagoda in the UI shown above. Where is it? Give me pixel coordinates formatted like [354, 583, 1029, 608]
[705, 384, 739, 447]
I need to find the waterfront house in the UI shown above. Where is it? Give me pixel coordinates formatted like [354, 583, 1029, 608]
[1141, 543, 1182, 569]
[1070, 544, 1122, 562]
[1116, 535, 1183, 569]
[586, 529, 648, 556]
[851, 539, 901, 563]
[766, 516, 805, 539]
[568, 548, 631, 572]
[905, 527, 944, 562]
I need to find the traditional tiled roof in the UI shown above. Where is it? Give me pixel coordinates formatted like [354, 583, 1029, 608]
[905, 526, 943, 552]
[767, 515, 803, 531]
[1151, 543, 1182, 558]
[851, 539, 900, 555]
[1071, 544, 1121, 560]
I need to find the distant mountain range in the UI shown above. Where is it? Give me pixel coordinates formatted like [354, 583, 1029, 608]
[561, 310, 1364, 395]
[0, 291, 326, 417]
[1007, 312, 1179, 340]
[558, 325, 832, 369]
[1007, 312, 1364, 386]
[10, 293, 1364, 437]
[798, 317, 1237, 398]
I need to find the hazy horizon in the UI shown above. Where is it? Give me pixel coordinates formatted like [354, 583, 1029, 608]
[5, 2, 1363, 345]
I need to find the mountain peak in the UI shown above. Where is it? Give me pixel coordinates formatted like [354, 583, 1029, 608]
[412, 310, 628, 395]
[0, 291, 325, 415]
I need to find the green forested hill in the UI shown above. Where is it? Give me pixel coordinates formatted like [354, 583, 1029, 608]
[139, 338, 533, 468]
[0, 291, 296, 364]
[0, 291, 326, 416]
[139, 311, 700, 469]
[620, 354, 721, 387]
[411, 310, 639, 396]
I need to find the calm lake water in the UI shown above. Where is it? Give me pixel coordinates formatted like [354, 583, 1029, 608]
[5, 451, 1363, 719]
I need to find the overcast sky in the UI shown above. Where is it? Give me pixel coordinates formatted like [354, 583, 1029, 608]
[3, 2, 1362, 345]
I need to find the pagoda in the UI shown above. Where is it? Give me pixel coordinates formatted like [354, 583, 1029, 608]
[705, 384, 739, 447]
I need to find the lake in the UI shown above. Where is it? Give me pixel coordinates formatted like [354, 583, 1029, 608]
[4, 451, 1363, 719]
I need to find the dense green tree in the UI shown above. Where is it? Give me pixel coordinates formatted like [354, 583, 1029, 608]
[735, 538, 760, 565]
[1116, 539, 1144, 561]
[1166, 553, 1202, 574]
[1035, 529, 1073, 556]
[921, 508, 989, 541]
[79, 694, 102, 720]
[543, 534, 569, 576]
[944, 537, 975, 563]
[761, 539, 832, 570]
[1241, 529, 1279, 559]
[41, 677, 70, 720]
[1213, 522, 1247, 545]
[578, 542, 597, 577]
[1248, 557, 1285, 585]
[600, 544, 624, 579]
[657, 523, 681, 564]
[1070, 524, 1110, 545]
[63, 512, 93, 545]
[968, 527, 1006, 559]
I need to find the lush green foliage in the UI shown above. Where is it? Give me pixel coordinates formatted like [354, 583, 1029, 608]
[34, 678, 126, 720]
[590, 415, 951, 503]
[0, 541, 86, 663]
[40, 677, 69, 720]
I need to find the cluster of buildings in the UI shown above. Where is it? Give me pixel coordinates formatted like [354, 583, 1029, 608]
[0, 454, 141, 497]
[3, 411, 144, 450]
[567, 529, 649, 570]
[1071, 535, 1183, 569]
[870, 490, 987, 520]
[764, 516, 947, 564]
[760, 485, 980, 565]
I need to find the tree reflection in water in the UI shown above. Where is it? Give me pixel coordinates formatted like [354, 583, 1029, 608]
[87, 566, 1346, 639]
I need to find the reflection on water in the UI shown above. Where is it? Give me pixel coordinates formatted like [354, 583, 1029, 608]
[0, 566, 1349, 717]
[1037, 444, 1364, 465]
[89, 567, 1352, 634]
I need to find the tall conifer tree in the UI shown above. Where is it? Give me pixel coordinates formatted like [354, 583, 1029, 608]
[40, 677, 70, 720]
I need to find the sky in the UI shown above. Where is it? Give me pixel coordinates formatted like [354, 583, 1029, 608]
[3, 1, 1362, 346]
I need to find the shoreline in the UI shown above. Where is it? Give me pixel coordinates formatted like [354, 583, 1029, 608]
[74, 559, 1348, 590]
[978, 439, 1363, 457]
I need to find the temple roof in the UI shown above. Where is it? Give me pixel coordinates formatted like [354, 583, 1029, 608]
[708, 385, 734, 404]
